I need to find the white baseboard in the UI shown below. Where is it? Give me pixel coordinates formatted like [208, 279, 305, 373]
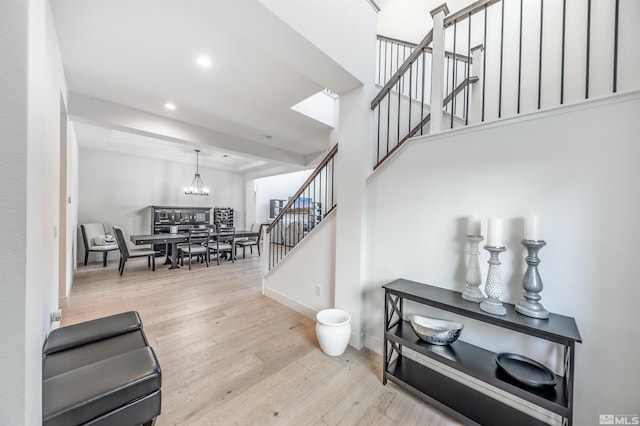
[364, 333, 384, 355]
[264, 287, 318, 320]
[264, 288, 366, 351]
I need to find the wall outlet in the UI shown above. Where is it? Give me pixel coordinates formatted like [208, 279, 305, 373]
[50, 310, 62, 323]
[315, 285, 321, 296]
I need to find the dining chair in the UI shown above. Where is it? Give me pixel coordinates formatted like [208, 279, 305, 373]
[235, 223, 263, 258]
[178, 228, 211, 270]
[112, 226, 158, 275]
[80, 223, 119, 267]
[210, 227, 235, 265]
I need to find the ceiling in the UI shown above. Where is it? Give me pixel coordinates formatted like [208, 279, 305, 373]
[51, 0, 362, 176]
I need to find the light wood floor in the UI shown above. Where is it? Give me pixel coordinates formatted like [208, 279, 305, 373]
[66, 255, 461, 426]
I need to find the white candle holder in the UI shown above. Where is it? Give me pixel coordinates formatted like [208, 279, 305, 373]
[462, 236, 485, 303]
[479, 246, 507, 316]
[516, 240, 549, 319]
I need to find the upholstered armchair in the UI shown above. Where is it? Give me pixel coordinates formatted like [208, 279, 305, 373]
[80, 223, 119, 267]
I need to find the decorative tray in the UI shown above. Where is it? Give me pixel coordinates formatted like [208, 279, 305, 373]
[495, 353, 558, 388]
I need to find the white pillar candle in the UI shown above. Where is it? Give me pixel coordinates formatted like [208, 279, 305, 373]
[487, 217, 503, 247]
[524, 215, 540, 240]
[467, 215, 481, 236]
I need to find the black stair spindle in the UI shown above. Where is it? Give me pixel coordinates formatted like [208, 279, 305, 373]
[499, 0, 505, 118]
[452, 20, 457, 129]
[482, 4, 487, 122]
[517, 0, 523, 114]
[613, 0, 619, 93]
[561, 0, 566, 104]
[378, 39, 382, 85]
[377, 106, 381, 164]
[466, 12, 471, 125]
[586, 0, 591, 99]
[421, 50, 426, 135]
[409, 62, 413, 134]
[538, 0, 544, 110]
[386, 93, 391, 159]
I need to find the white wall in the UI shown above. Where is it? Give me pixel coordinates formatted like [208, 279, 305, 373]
[291, 90, 337, 128]
[1, 2, 33, 423]
[363, 92, 640, 424]
[264, 213, 336, 317]
[260, 0, 379, 86]
[77, 148, 245, 264]
[0, 0, 69, 423]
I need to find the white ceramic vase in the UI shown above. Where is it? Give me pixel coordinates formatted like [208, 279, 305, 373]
[316, 309, 351, 356]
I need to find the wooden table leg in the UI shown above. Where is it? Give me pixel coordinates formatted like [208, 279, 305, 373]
[163, 243, 171, 265]
[168, 242, 180, 269]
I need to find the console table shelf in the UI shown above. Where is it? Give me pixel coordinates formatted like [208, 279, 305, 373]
[382, 279, 581, 426]
[387, 356, 548, 426]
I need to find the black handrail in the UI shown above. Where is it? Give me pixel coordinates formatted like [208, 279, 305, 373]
[377, 35, 471, 62]
[372, 30, 433, 110]
[443, 0, 501, 27]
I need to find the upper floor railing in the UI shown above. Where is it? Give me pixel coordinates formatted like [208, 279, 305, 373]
[265, 144, 337, 271]
[372, 0, 638, 170]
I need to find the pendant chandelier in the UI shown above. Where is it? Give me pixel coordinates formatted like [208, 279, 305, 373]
[184, 149, 209, 196]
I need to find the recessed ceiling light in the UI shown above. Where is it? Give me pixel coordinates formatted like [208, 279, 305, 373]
[196, 56, 212, 68]
[164, 103, 176, 110]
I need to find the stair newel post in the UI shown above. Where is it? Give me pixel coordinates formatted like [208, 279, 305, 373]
[470, 45, 484, 124]
[430, 3, 450, 134]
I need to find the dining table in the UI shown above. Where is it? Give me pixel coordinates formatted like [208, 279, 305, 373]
[130, 229, 259, 269]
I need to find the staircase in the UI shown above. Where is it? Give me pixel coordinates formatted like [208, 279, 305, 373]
[262, 0, 638, 277]
[264, 144, 338, 272]
[372, 0, 635, 170]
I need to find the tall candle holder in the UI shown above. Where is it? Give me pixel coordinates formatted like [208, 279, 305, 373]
[479, 246, 507, 315]
[462, 236, 485, 302]
[515, 240, 549, 319]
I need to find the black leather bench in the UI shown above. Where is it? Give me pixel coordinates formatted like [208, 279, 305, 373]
[42, 312, 162, 426]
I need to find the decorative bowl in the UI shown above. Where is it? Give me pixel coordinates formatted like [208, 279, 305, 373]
[408, 315, 464, 345]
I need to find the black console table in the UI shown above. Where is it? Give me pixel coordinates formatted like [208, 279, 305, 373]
[383, 279, 581, 426]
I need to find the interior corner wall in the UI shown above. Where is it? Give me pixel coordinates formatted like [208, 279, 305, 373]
[259, 0, 378, 84]
[77, 148, 245, 264]
[1, 1, 32, 423]
[0, 0, 67, 423]
[244, 179, 256, 228]
[42, 0, 69, 331]
[64, 118, 79, 302]
[333, 85, 374, 350]
[363, 92, 640, 424]
[264, 213, 336, 318]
